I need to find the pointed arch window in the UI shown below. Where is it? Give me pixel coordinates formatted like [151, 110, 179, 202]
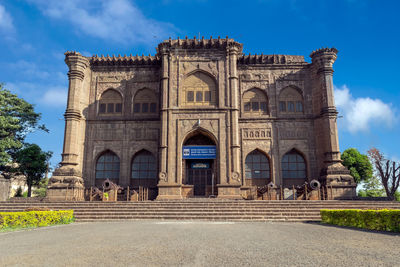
[245, 150, 270, 179]
[99, 89, 123, 115]
[281, 150, 306, 179]
[182, 72, 217, 106]
[133, 89, 158, 115]
[95, 151, 120, 179]
[243, 88, 268, 114]
[131, 150, 157, 179]
[279, 86, 304, 114]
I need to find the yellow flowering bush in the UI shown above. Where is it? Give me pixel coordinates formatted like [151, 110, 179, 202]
[0, 210, 74, 229]
[321, 209, 400, 232]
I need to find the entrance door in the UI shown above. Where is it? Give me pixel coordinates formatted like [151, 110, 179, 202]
[188, 169, 212, 196]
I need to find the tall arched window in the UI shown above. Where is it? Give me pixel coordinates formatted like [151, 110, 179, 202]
[245, 150, 270, 179]
[131, 150, 157, 180]
[278, 86, 304, 114]
[133, 89, 158, 115]
[243, 88, 268, 115]
[95, 151, 120, 179]
[281, 150, 306, 179]
[99, 89, 122, 115]
[182, 72, 217, 107]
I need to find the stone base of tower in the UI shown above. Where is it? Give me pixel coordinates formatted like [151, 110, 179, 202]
[46, 167, 85, 201]
[156, 184, 183, 200]
[320, 163, 357, 200]
[217, 184, 242, 199]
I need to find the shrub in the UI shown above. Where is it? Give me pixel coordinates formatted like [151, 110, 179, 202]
[0, 210, 74, 230]
[14, 186, 23, 197]
[321, 209, 400, 232]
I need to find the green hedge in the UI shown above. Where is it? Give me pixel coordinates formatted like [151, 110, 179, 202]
[0, 210, 74, 230]
[321, 209, 400, 232]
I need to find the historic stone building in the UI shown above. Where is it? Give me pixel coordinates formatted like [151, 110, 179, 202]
[47, 37, 356, 200]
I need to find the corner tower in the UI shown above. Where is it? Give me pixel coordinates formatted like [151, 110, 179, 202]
[310, 48, 356, 198]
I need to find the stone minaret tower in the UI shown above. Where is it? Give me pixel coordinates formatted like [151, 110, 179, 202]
[310, 48, 356, 198]
[47, 52, 89, 200]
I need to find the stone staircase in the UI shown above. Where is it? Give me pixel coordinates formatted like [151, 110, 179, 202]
[1, 200, 399, 222]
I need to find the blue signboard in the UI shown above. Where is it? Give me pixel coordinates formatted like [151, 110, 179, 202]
[191, 162, 210, 169]
[182, 146, 217, 159]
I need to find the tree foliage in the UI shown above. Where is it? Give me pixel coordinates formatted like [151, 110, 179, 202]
[0, 84, 47, 166]
[368, 147, 400, 201]
[341, 148, 373, 184]
[15, 144, 52, 197]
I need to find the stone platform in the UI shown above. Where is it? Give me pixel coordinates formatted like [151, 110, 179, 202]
[1, 200, 399, 222]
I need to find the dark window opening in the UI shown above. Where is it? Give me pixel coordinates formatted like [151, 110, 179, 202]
[107, 103, 114, 113]
[187, 91, 194, 102]
[99, 104, 106, 113]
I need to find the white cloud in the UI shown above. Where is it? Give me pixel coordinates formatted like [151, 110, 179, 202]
[5, 82, 67, 109]
[0, 4, 14, 32]
[42, 88, 68, 107]
[28, 0, 176, 45]
[334, 85, 396, 133]
[8, 60, 50, 80]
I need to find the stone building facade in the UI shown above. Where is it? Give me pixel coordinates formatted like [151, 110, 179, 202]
[47, 37, 356, 200]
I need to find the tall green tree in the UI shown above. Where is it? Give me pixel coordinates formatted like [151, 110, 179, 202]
[341, 148, 373, 184]
[15, 144, 52, 197]
[0, 84, 47, 167]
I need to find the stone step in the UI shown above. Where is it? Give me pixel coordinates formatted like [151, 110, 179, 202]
[70, 211, 320, 217]
[1, 206, 398, 212]
[74, 215, 322, 220]
[3, 203, 397, 207]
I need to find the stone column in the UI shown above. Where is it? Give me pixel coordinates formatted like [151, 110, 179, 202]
[47, 52, 89, 201]
[156, 44, 181, 200]
[217, 41, 242, 199]
[310, 48, 356, 199]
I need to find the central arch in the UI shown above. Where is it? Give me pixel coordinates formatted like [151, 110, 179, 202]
[182, 129, 218, 197]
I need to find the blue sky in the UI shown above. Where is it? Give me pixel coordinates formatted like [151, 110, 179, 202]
[0, 0, 399, 169]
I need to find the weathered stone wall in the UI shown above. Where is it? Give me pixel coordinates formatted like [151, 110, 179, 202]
[0, 178, 10, 201]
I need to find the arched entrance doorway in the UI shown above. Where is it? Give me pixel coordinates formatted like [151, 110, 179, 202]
[182, 131, 217, 197]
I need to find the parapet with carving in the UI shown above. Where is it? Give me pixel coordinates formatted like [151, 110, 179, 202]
[238, 54, 306, 65]
[90, 54, 161, 66]
[309, 47, 338, 59]
[310, 47, 338, 71]
[157, 36, 243, 53]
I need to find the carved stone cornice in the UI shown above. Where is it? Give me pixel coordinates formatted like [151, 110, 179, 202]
[320, 106, 338, 117]
[64, 109, 82, 121]
[90, 54, 161, 66]
[64, 51, 89, 81]
[310, 47, 338, 72]
[157, 36, 243, 53]
[67, 70, 84, 81]
[238, 54, 306, 65]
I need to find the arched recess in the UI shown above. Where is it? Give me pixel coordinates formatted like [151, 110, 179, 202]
[95, 150, 120, 186]
[182, 71, 217, 107]
[182, 129, 218, 197]
[131, 150, 158, 200]
[133, 88, 158, 116]
[244, 149, 271, 187]
[242, 88, 269, 115]
[281, 148, 307, 187]
[278, 86, 304, 114]
[99, 89, 123, 115]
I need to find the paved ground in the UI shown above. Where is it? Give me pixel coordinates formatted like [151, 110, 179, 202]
[0, 221, 399, 267]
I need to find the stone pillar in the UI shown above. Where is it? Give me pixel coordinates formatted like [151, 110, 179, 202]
[157, 43, 182, 200]
[47, 52, 89, 201]
[310, 48, 356, 199]
[217, 41, 242, 199]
